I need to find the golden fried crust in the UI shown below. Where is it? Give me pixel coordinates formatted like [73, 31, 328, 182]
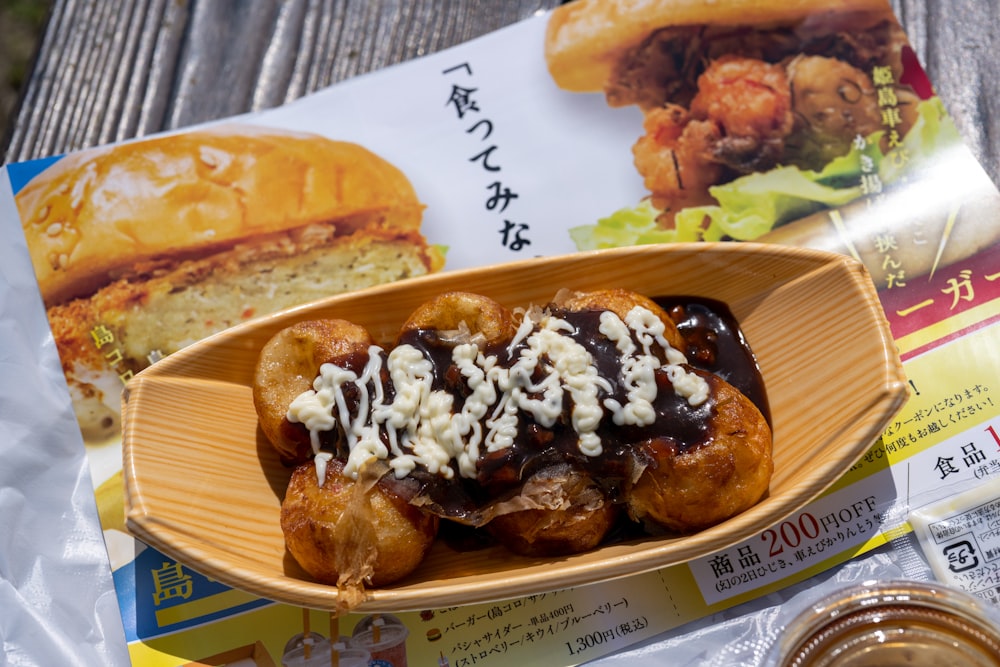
[18, 124, 426, 307]
[397, 291, 517, 347]
[558, 288, 686, 351]
[281, 461, 438, 594]
[260, 288, 772, 589]
[486, 470, 619, 557]
[626, 371, 772, 532]
[253, 319, 374, 463]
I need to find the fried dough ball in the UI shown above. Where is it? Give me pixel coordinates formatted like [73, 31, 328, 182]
[259, 287, 772, 590]
[253, 319, 374, 464]
[625, 370, 772, 533]
[281, 458, 438, 604]
[556, 288, 686, 352]
[485, 466, 619, 557]
[397, 291, 517, 346]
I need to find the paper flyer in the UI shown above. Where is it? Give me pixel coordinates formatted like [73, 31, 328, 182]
[2, 1, 1000, 665]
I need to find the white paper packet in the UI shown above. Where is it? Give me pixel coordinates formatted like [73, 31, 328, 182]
[0, 169, 129, 666]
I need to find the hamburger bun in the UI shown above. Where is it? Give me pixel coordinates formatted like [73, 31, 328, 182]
[544, 0, 942, 250]
[19, 124, 427, 306]
[548, 1, 999, 290]
[17, 124, 442, 442]
[545, 0, 892, 93]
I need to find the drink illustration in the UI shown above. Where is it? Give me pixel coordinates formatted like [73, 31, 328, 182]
[281, 631, 331, 667]
[352, 614, 410, 667]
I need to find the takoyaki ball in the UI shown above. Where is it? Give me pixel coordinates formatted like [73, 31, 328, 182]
[281, 458, 439, 589]
[625, 371, 772, 533]
[486, 466, 619, 557]
[397, 291, 517, 347]
[253, 319, 374, 464]
[556, 288, 686, 352]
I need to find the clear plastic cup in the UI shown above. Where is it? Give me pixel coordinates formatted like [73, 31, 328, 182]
[767, 580, 1000, 667]
[352, 616, 409, 667]
[281, 632, 333, 667]
[331, 642, 372, 667]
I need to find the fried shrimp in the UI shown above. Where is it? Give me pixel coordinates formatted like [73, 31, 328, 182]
[691, 55, 795, 172]
[632, 56, 795, 219]
[632, 105, 722, 213]
[569, 8, 921, 237]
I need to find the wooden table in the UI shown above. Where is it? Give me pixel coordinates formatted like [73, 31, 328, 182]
[2, 2, 998, 664]
[3, 0, 998, 190]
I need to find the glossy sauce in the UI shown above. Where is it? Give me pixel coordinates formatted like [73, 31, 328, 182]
[342, 297, 768, 520]
[660, 297, 770, 424]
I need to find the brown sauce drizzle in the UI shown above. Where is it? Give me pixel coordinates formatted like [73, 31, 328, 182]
[659, 296, 770, 425]
[318, 296, 767, 524]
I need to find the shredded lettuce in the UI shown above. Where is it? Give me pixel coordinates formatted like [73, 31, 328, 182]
[569, 199, 680, 248]
[570, 97, 960, 250]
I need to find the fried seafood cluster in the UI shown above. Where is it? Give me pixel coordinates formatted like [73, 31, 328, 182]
[617, 19, 918, 223]
[252, 289, 772, 602]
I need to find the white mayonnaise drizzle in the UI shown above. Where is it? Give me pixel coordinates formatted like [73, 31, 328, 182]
[287, 305, 709, 483]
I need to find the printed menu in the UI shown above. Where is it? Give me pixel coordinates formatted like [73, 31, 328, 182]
[2, 1, 1000, 665]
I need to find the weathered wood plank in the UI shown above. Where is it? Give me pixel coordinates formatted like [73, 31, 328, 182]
[2, 0, 561, 160]
[3, 0, 997, 190]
